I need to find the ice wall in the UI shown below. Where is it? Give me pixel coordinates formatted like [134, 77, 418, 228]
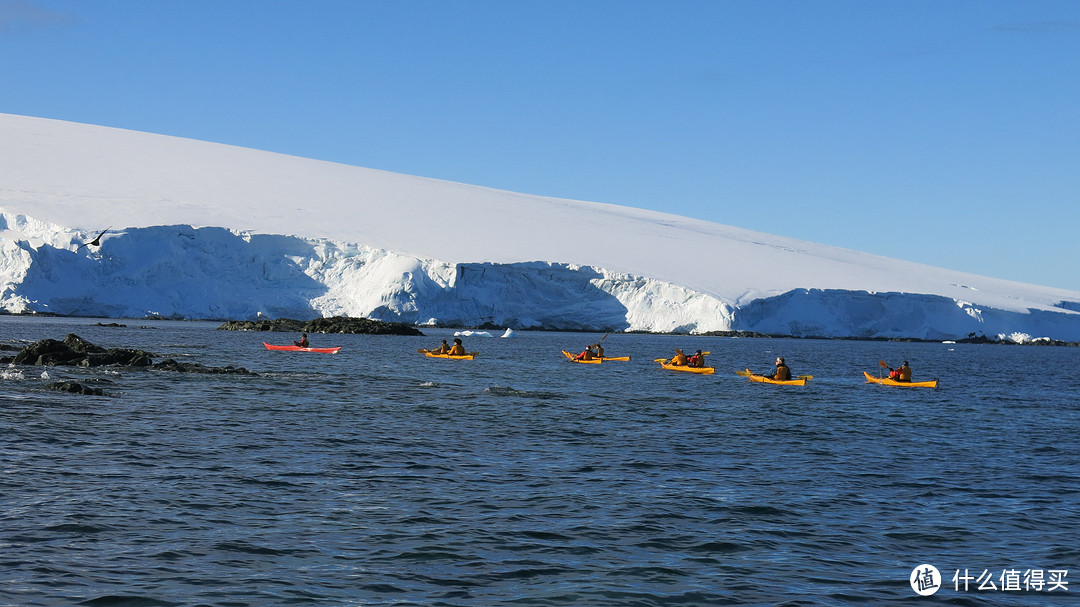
[2, 212, 1079, 339]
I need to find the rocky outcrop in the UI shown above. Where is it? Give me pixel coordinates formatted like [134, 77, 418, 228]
[10, 334, 154, 367]
[151, 358, 253, 374]
[46, 381, 104, 396]
[5, 334, 251, 373]
[217, 316, 423, 335]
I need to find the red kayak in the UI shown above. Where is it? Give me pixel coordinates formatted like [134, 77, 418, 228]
[264, 342, 341, 354]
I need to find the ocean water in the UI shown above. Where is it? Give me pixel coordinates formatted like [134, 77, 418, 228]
[2, 316, 1078, 606]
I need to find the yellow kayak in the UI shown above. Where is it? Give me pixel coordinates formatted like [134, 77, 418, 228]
[657, 360, 715, 374]
[863, 371, 937, 388]
[562, 350, 601, 364]
[745, 370, 807, 385]
[420, 349, 477, 360]
[562, 350, 631, 363]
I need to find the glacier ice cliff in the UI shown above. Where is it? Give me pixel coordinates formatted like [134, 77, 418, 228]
[3, 212, 1080, 341]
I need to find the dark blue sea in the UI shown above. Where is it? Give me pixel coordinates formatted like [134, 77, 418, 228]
[2, 317, 1078, 606]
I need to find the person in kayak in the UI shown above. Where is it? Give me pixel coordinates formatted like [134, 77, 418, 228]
[575, 345, 598, 361]
[887, 360, 912, 381]
[432, 339, 451, 354]
[448, 338, 466, 356]
[670, 348, 688, 366]
[765, 356, 791, 380]
[594, 342, 605, 358]
[688, 350, 706, 367]
[294, 333, 309, 348]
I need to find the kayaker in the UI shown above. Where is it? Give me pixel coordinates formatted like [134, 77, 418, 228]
[448, 338, 466, 356]
[433, 339, 451, 354]
[886, 361, 911, 381]
[294, 333, 309, 348]
[594, 343, 605, 358]
[766, 356, 791, 380]
[897, 361, 912, 382]
[575, 345, 597, 361]
[688, 350, 705, 367]
[670, 348, 688, 366]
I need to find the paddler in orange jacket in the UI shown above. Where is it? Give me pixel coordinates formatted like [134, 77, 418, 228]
[575, 345, 597, 361]
[432, 339, 451, 354]
[448, 338, 466, 356]
[887, 361, 911, 381]
[670, 348, 688, 366]
[687, 350, 706, 368]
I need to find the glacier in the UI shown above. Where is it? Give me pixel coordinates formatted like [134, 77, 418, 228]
[2, 112, 1080, 340]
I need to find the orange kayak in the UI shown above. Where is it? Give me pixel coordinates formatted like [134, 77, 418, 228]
[745, 370, 807, 385]
[657, 360, 715, 374]
[863, 371, 938, 388]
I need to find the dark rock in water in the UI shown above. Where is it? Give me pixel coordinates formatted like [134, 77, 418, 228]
[218, 316, 423, 336]
[14, 338, 85, 366]
[47, 381, 104, 396]
[12, 334, 154, 367]
[64, 333, 106, 354]
[152, 359, 254, 375]
[217, 318, 307, 332]
[79, 349, 154, 367]
[303, 316, 423, 335]
[12, 335, 255, 374]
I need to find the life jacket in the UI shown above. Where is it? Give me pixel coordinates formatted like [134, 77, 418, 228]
[449, 344, 465, 356]
[889, 368, 901, 380]
[671, 353, 688, 365]
[898, 366, 912, 381]
[775, 365, 791, 380]
[577, 350, 594, 360]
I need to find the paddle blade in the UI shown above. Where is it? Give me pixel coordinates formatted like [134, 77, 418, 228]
[736, 369, 752, 376]
[653, 358, 669, 363]
[798, 375, 814, 380]
[879, 359, 888, 368]
[417, 349, 430, 353]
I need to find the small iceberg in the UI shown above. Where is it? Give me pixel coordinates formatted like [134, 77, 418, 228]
[454, 330, 493, 337]
[501, 328, 514, 338]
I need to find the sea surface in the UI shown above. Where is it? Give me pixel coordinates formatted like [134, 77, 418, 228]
[2, 317, 1078, 606]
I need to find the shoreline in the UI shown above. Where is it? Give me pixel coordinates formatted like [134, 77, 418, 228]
[3, 310, 1078, 347]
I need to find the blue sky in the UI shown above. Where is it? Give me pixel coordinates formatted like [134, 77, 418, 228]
[2, 0, 1079, 291]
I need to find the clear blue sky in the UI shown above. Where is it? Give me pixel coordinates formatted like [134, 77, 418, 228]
[2, 0, 1078, 291]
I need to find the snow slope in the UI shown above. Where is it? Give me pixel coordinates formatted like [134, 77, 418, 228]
[2, 113, 1079, 339]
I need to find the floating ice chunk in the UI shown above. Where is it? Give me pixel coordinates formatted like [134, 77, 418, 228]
[501, 328, 514, 338]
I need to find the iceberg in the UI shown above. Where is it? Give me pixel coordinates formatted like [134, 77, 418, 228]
[2, 113, 1080, 340]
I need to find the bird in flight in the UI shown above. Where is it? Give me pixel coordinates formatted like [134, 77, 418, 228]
[76, 227, 111, 251]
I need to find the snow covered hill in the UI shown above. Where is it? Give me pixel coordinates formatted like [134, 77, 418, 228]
[2, 113, 1079, 340]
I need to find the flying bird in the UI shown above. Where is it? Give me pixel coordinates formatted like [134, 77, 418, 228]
[76, 227, 111, 251]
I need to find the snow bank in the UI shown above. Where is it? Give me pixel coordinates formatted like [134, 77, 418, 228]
[2, 113, 1080, 339]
